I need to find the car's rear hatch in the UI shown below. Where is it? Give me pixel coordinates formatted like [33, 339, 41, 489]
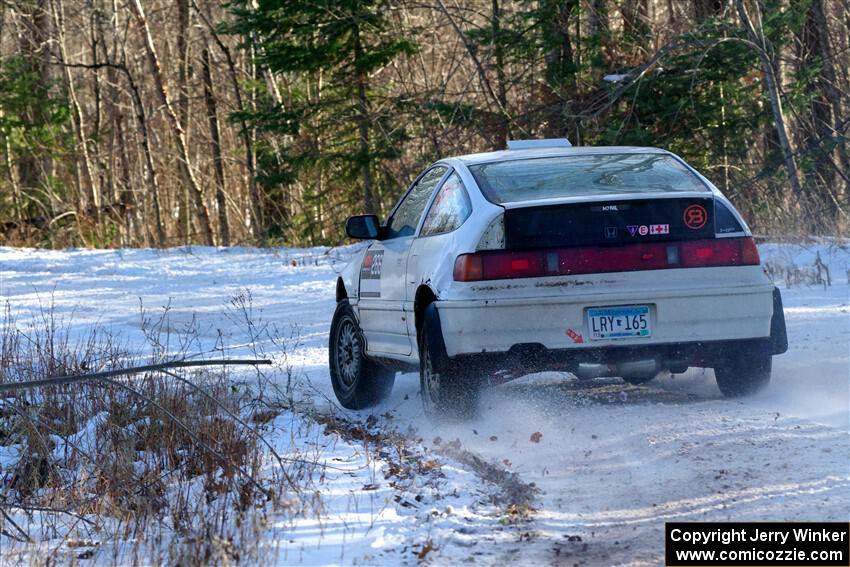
[443, 192, 771, 351]
[503, 194, 715, 250]
[453, 193, 759, 286]
[442, 152, 773, 350]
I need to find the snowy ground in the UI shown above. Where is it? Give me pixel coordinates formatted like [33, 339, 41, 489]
[0, 241, 848, 565]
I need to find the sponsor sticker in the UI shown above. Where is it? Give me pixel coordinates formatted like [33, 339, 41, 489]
[684, 204, 708, 230]
[565, 329, 584, 344]
[627, 224, 670, 237]
[605, 227, 618, 238]
[359, 249, 384, 298]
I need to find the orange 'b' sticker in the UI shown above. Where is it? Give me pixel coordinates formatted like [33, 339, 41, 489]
[683, 204, 708, 230]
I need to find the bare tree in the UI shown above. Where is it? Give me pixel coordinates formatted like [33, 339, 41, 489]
[16, 0, 55, 211]
[0, 0, 845, 247]
[52, 0, 98, 220]
[129, 0, 214, 245]
[734, 0, 803, 199]
[201, 46, 230, 246]
[176, 0, 192, 241]
[192, 0, 263, 240]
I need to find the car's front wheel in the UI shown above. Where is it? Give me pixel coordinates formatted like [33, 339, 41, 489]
[713, 350, 772, 397]
[419, 304, 480, 419]
[329, 301, 395, 409]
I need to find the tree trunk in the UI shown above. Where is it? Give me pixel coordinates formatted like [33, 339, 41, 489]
[176, 0, 193, 242]
[202, 47, 230, 247]
[129, 0, 214, 246]
[809, 0, 850, 201]
[102, 0, 139, 244]
[693, 0, 724, 21]
[192, 1, 263, 240]
[540, 0, 578, 139]
[734, 0, 803, 199]
[17, 0, 55, 216]
[353, 25, 377, 216]
[622, 0, 649, 38]
[435, 0, 513, 150]
[799, 0, 832, 190]
[52, 0, 99, 221]
[587, 0, 608, 37]
[491, 0, 509, 147]
[89, 1, 106, 206]
[126, 69, 165, 247]
[587, 0, 609, 70]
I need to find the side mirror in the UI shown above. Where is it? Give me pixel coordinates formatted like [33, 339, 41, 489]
[345, 214, 380, 240]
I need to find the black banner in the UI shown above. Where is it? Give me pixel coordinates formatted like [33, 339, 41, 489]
[665, 522, 850, 566]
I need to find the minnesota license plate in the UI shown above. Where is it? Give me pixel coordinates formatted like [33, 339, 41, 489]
[587, 305, 651, 340]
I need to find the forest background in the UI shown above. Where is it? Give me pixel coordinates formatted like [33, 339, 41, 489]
[0, 0, 847, 248]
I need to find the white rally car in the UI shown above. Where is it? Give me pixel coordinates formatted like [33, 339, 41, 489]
[329, 140, 787, 416]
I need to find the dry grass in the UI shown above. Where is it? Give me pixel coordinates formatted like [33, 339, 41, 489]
[761, 240, 847, 288]
[0, 299, 320, 565]
[717, 168, 849, 241]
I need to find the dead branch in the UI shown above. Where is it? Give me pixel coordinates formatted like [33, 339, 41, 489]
[0, 358, 271, 393]
[3, 504, 96, 527]
[0, 506, 32, 543]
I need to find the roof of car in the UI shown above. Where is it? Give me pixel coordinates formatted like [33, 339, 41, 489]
[450, 145, 670, 166]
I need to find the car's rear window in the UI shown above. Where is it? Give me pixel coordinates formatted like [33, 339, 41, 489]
[468, 153, 710, 204]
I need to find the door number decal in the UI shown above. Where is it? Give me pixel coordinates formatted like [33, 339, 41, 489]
[360, 250, 383, 298]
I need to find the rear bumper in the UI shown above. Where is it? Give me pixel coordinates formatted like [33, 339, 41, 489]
[435, 283, 780, 358]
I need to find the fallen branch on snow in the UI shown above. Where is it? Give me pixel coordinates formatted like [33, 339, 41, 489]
[0, 358, 271, 393]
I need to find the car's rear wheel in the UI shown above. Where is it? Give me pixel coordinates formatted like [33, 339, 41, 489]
[713, 351, 771, 397]
[419, 304, 480, 419]
[329, 301, 395, 409]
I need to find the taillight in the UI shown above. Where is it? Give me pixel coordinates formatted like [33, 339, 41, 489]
[679, 238, 760, 267]
[453, 254, 483, 281]
[741, 237, 761, 264]
[453, 237, 760, 282]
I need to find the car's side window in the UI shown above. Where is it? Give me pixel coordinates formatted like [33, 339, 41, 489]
[386, 166, 447, 239]
[420, 173, 472, 237]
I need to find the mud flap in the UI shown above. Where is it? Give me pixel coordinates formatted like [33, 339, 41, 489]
[770, 287, 788, 355]
[422, 304, 449, 367]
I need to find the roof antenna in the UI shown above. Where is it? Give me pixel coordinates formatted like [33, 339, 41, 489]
[506, 138, 572, 150]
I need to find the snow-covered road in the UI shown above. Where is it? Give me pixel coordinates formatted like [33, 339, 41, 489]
[1, 243, 848, 565]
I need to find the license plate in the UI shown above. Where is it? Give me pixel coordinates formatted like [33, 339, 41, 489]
[587, 305, 651, 340]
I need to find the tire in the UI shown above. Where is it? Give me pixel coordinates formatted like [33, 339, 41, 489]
[713, 351, 772, 397]
[419, 304, 480, 419]
[329, 301, 395, 409]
